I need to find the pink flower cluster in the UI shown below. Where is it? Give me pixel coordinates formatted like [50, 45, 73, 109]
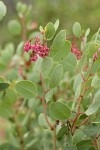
[24, 36, 49, 61]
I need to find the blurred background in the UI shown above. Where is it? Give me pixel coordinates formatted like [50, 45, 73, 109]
[0, 0, 100, 44]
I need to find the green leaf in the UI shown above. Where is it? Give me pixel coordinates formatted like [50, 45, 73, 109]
[85, 90, 100, 115]
[15, 80, 37, 99]
[50, 30, 71, 61]
[32, 57, 43, 83]
[41, 57, 53, 78]
[64, 145, 77, 150]
[39, 26, 44, 32]
[5, 43, 15, 53]
[91, 58, 100, 74]
[73, 129, 86, 144]
[0, 144, 18, 150]
[45, 89, 54, 103]
[61, 53, 77, 72]
[0, 102, 14, 119]
[91, 75, 100, 88]
[38, 113, 51, 129]
[56, 125, 67, 139]
[49, 64, 63, 88]
[88, 42, 99, 58]
[1, 48, 14, 64]
[72, 74, 83, 110]
[85, 28, 90, 37]
[16, 2, 27, 14]
[83, 124, 99, 137]
[0, 76, 6, 83]
[72, 84, 82, 110]
[43, 138, 50, 150]
[0, 83, 9, 91]
[50, 102, 71, 120]
[0, 1, 7, 21]
[33, 57, 43, 73]
[97, 66, 100, 78]
[26, 139, 38, 149]
[75, 84, 81, 99]
[6, 68, 18, 81]
[77, 54, 87, 72]
[16, 41, 24, 56]
[73, 74, 83, 92]
[89, 147, 96, 150]
[52, 40, 71, 62]
[4, 89, 17, 104]
[45, 22, 55, 40]
[21, 111, 31, 126]
[76, 140, 91, 150]
[67, 131, 73, 145]
[54, 19, 59, 31]
[23, 52, 30, 61]
[8, 20, 22, 36]
[91, 89, 100, 103]
[73, 22, 81, 38]
[85, 102, 100, 116]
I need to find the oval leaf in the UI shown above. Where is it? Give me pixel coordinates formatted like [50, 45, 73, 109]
[50, 102, 71, 120]
[56, 125, 67, 140]
[45, 22, 55, 40]
[38, 113, 51, 129]
[0, 102, 14, 119]
[50, 30, 71, 62]
[54, 19, 59, 31]
[61, 53, 77, 72]
[15, 80, 37, 99]
[85, 28, 90, 37]
[0, 83, 9, 91]
[83, 124, 99, 137]
[49, 64, 63, 88]
[41, 57, 53, 78]
[8, 20, 22, 36]
[85, 90, 100, 115]
[0, 1, 7, 21]
[64, 145, 77, 150]
[73, 22, 81, 38]
[76, 140, 91, 150]
[91, 75, 100, 88]
[88, 42, 99, 58]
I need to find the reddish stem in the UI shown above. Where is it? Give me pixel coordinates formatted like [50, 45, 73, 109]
[40, 73, 54, 130]
[77, 116, 90, 128]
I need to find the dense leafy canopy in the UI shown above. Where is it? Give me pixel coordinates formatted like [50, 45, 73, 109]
[0, 1, 100, 150]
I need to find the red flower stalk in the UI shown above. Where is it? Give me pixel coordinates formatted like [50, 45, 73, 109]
[66, 35, 82, 60]
[93, 48, 100, 61]
[71, 47, 82, 60]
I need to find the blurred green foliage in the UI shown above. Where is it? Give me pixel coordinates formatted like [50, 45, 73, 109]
[0, 0, 100, 44]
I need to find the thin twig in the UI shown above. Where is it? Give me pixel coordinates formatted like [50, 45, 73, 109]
[40, 73, 54, 129]
[77, 116, 90, 128]
[42, 98, 53, 129]
[20, 15, 27, 41]
[71, 61, 94, 134]
[93, 138, 99, 150]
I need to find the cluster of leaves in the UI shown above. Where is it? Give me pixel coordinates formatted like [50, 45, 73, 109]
[0, 1, 100, 150]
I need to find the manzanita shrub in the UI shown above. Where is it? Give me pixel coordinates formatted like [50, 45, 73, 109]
[0, 1, 100, 150]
